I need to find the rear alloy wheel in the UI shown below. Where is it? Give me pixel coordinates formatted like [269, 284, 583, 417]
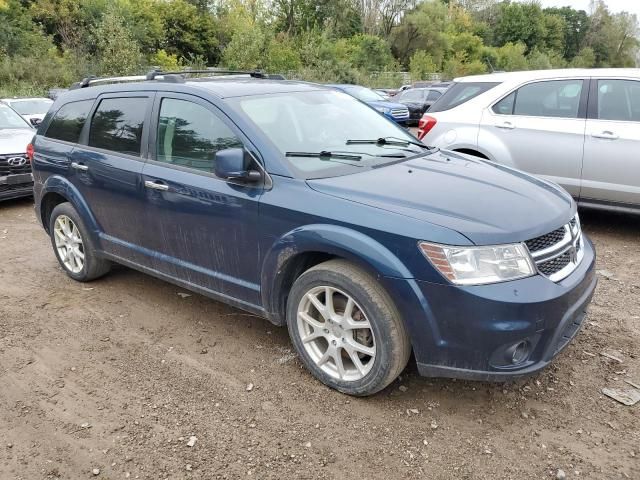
[287, 259, 411, 396]
[49, 202, 111, 282]
[53, 215, 85, 274]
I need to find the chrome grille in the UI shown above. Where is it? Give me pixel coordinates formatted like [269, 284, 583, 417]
[0, 154, 31, 176]
[525, 215, 583, 282]
[390, 108, 409, 119]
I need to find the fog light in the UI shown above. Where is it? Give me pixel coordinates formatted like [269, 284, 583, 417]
[505, 341, 530, 365]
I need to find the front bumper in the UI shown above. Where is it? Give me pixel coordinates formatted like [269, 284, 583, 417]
[0, 174, 34, 201]
[384, 236, 597, 381]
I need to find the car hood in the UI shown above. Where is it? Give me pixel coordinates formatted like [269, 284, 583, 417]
[366, 100, 407, 110]
[0, 128, 34, 154]
[307, 150, 574, 245]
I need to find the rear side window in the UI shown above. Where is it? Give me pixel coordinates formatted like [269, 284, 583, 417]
[429, 82, 499, 112]
[88, 97, 147, 156]
[512, 80, 583, 119]
[156, 98, 243, 173]
[597, 79, 640, 121]
[44, 100, 94, 143]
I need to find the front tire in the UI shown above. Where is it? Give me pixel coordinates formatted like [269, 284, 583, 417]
[49, 202, 111, 282]
[286, 259, 411, 396]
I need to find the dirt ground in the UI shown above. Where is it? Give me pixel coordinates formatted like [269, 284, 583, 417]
[0, 198, 638, 480]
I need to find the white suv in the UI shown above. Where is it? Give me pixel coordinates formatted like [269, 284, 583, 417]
[418, 69, 640, 214]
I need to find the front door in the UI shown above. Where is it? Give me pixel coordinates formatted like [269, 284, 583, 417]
[582, 78, 640, 207]
[139, 93, 264, 306]
[479, 78, 587, 197]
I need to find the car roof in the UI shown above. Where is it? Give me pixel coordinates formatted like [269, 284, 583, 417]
[455, 68, 640, 83]
[188, 78, 328, 98]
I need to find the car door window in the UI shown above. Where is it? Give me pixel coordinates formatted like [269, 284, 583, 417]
[88, 97, 147, 155]
[513, 80, 583, 118]
[597, 79, 640, 121]
[492, 92, 516, 115]
[156, 98, 243, 174]
[45, 100, 94, 143]
[426, 90, 442, 102]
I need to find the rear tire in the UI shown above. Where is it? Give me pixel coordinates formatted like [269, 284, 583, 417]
[286, 259, 411, 396]
[49, 202, 111, 282]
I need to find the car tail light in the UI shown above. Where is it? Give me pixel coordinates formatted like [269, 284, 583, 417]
[417, 115, 437, 140]
[26, 143, 34, 162]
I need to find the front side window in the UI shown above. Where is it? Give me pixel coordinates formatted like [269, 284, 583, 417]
[88, 97, 147, 156]
[597, 79, 640, 122]
[45, 100, 94, 143]
[156, 98, 243, 173]
[0, 103, 31, 129]
[513, 80, 583, 119]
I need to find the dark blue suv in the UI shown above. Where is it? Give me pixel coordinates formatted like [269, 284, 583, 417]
[30, 71, 597, 396]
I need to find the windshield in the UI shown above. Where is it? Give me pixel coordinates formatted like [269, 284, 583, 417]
[0, 103, 32, 129]
[232, 90, 427, 179]
[341, 86, 384, 102]
[5, 99, 53, 115]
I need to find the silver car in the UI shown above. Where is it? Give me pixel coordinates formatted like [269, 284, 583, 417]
[1, 97, 53, 126]
[418, 69, 640, 214]
[0, 102, 34, 201]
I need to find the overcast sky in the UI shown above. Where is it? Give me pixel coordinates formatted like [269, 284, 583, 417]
[533, 0, 640, 17]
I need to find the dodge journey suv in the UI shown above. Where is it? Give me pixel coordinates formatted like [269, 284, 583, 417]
[31, 71, 597, 396]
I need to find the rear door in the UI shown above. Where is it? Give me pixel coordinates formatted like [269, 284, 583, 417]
[478, 78, 587, 197]
[582, 77, 640, 207]
[69, 93, 153, 259]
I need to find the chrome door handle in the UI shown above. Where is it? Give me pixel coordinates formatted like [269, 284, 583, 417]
[71, 162, 89, 171]
[144, 180, 169, 191]
[495, 121, 515, 130]
[592, 131, 619, 140]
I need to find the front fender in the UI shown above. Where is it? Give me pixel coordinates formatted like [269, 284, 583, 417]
[260, 224, 413, 318]
[41, 175, 101, 242]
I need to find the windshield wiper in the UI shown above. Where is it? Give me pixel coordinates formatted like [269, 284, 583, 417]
[346, 136, 430, 150]
[285, 151, 362, 161]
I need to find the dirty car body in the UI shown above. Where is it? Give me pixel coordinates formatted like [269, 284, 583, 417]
[31, 77, 596, 392]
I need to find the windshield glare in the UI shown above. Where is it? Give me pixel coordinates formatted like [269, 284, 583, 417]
[8, 99, 53, 115]
[235, 90, 424, 178]
[343, 86, 384, 102]
[0, 104, 31, 129]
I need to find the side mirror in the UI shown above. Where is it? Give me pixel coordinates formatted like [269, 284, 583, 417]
[30, 118, 42, 127]
[215, 148, 262, 183]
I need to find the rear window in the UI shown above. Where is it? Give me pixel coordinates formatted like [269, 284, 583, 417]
[88, 97, 147, 156]
[44, 100, 94, 143]
[429, 82, 500, 112]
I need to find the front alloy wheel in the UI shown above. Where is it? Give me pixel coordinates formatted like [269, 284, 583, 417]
[297, 286, 376, 381]
[287, 259, 411, 396]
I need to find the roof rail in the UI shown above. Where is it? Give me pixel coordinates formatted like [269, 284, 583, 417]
[71, 68, 268, 89]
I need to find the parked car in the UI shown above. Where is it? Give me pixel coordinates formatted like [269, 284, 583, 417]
[329, 84, 410, 125]
[31, 71, 596, 396]
[0, 102, 35, 201]
[1, 97, 53, 126]
[394, 87, 447, 125]
[418, 69, 640, 214]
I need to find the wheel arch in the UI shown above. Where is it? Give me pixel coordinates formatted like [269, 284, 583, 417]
[260, 224, 413, 325]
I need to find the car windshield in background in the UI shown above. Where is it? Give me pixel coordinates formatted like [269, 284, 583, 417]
[429, 82, 500, 112]
[7, 99, 53, 115]
[342, 86, 385, 102]
[233, 90, 426, 179]
[0, 103, 31, 129]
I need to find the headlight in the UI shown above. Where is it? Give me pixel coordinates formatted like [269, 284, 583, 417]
[419, 242, 535, 285]
[375, 107, 390, 114]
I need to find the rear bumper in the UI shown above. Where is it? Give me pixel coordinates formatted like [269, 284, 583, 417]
[384, 236, 597, 381]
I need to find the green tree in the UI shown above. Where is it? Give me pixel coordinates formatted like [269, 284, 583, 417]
[494, 2, 546, 53]
[95, 6, 142, 75]
[409, 50, 437, 79]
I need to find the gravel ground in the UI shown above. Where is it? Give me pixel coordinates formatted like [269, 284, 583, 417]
[1, 198, 638, 480]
